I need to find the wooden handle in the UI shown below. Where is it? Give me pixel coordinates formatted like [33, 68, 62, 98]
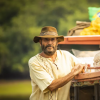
[75, 71, 100, 80]
[87, 66, 100, 69]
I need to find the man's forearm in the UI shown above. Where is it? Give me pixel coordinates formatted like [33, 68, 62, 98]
[47, 71, 74, 91]
[48, 64, 84, 91]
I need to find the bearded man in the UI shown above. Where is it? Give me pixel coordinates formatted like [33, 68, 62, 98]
[28, 26, 84, 100]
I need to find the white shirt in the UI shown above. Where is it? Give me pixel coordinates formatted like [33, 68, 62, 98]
[28, 50, 82, 100]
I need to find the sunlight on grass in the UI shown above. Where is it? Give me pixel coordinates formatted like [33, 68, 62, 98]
[0, 80, 32, 96]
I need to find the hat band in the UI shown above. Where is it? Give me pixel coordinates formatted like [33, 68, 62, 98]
[40, 32, 58, 36]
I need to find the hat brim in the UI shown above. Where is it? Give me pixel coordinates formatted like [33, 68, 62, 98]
[33, 35, 64, 43]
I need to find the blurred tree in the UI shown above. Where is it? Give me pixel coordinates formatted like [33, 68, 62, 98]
[0, 0, 24, 26]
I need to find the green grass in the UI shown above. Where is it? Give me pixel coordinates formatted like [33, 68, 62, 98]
[0, 80, 32, 96]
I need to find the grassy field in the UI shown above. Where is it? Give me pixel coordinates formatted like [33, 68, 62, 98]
[0, 80, 32, 100]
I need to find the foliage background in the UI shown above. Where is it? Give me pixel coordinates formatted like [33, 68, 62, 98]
[0, 0, 100, 79]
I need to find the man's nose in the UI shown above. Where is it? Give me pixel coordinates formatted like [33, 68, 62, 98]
[48, 40, 52, 44]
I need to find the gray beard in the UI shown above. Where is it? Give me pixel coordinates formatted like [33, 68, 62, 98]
[41, 44, 57, 56]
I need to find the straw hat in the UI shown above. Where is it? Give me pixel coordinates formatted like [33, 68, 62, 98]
[33, 26, 64, 43]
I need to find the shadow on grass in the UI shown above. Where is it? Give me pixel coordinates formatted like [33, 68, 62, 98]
[0, 95, 30, 100]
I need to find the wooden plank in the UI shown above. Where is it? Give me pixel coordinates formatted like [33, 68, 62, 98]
[75, 77, 100, 82]
[74, 71, 100, 80]
[94, 84, 99, 100]
[59, 36, 100, 45]
[74, 86, 79, 100]
[68, 36, 100, 41]
[87, 67, 100, 69]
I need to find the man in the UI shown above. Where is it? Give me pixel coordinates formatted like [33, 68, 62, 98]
[28, 26, 84, 100]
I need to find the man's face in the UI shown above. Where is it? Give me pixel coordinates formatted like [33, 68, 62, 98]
[40, 38, 58, 56]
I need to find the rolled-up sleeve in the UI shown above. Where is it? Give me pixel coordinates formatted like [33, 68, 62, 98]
[28, 58, 54, 93]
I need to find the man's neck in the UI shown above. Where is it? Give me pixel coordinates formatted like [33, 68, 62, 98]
[40, 51, 57, 62]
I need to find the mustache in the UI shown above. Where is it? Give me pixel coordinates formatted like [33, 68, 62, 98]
[45, 44, 54, 48]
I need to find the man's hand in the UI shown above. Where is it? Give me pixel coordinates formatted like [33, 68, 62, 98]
[71, 64, 85, 76]
[48, 64, 85, 91]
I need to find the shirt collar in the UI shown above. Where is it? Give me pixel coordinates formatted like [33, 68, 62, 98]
[38, 50, 59, 61]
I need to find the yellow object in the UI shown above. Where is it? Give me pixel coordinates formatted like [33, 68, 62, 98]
[80, 17, 100, 35]
[93, 10, 100, 19]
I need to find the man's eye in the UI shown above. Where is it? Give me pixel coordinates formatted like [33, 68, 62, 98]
[51, 38, 55, 41]
[45, 38, 48, 41]
[43, 38, 56, 41]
